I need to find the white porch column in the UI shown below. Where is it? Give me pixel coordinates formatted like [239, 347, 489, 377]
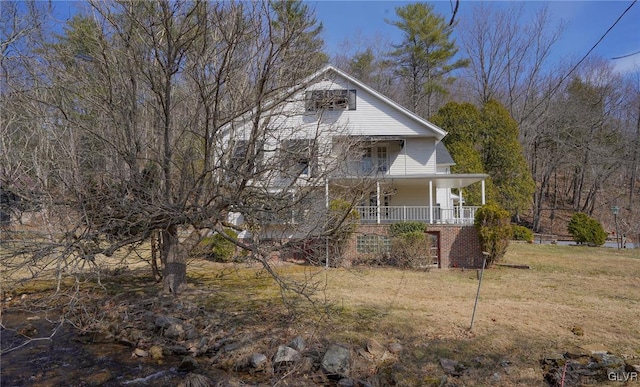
[429, 180, 433, 224]
[376, 181, 381, 224]
[481, 180, 486, 205]
[459, 188, 464, 224]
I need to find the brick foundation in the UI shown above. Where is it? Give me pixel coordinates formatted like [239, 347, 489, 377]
[342, 224, 484, 268]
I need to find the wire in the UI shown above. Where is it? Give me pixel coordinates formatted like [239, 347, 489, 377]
[522, 0, 637, 123]
[612, 49, 640, 60]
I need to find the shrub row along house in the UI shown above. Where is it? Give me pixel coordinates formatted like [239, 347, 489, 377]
[226, 65, 488, 268]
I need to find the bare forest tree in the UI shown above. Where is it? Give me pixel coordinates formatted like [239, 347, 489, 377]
[1, 1, 367, 296]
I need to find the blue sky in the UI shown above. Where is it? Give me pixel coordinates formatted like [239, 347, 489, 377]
[311, 1, 640, 75]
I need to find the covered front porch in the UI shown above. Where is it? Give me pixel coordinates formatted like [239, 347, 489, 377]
[331, 173, 488, 225]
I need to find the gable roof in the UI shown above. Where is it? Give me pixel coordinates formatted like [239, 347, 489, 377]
[436, 142, 455, 165]
[306, 65, 448, 141]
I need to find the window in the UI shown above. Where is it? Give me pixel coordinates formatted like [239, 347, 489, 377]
[377, 146, 388, 172]
[356, 235, 391, 254]
[359, 146, 388, 174]
[230, 139, 263, 174]
[281, 139, 317, 177]
[305, 89, 356, 111]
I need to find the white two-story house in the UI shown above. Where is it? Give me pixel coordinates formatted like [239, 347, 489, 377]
[227, 65, 488, 268]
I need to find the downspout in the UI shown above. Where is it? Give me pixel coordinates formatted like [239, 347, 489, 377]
[481, 180, 486, 205]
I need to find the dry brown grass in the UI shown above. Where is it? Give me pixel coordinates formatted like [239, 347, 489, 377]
[180, 243, 640, 385]
[4, 242, 639, 385]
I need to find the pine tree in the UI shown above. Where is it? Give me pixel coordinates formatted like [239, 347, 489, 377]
[386, 3, 468, 118]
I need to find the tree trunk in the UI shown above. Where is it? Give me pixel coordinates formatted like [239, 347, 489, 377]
[162, 225, 186, 294]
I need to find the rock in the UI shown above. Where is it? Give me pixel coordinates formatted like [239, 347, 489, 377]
[273, 345, 301, 364]
[337, 378, 355, 386]
[155, 315, 182, 329]
[565, 347, 589, 359]
[387, 342, 403, 354]
[593, 353, 625, 368]
[490, 373, 501, 383]
[250, 353, 268, 369]
[366, 339, 386, 358]
[133, 348, 149, 357]
[164, 323, 186, 340]
[439, 358, 465, 376]
[149, 345, 163, 359]
[322, 344, 350, 378]
[179, 356, 199, 372]
[289, 335, 306, 352]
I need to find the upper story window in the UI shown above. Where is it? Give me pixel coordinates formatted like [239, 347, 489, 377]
[281, 138, 318, 177]
[305, 89, 356, 111]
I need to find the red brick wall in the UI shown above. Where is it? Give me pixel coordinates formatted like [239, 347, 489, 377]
[341, 224, 484, 268]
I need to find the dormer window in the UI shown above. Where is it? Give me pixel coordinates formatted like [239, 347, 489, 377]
[305, 89, 356, 111]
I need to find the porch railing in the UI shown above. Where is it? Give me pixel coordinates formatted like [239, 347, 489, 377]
[355, 206, 480, 225]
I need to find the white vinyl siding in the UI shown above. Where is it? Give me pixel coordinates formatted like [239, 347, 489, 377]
[388, 137, 435, 175]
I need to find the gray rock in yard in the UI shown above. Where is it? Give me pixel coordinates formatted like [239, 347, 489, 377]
[439, 358, 466, 376]
[273, 345, 301, 364]
[322, 344, 350, 378]
[155, 315, 182, 329]
[164, 323, 185, 340]
[250, 353, 268, 369]
[387, 342, 403, 354]
[289, 335, 306, 352]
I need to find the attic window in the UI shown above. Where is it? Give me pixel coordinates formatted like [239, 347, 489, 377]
[305, 89, 356, 111]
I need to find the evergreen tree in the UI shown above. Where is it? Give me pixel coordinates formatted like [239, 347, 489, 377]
[386, 2, 468, 118]
[480, 100, 535, 217]
[431, 102, 495, 206]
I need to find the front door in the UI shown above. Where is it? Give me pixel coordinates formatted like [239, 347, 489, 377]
[426, 231, 441, 268]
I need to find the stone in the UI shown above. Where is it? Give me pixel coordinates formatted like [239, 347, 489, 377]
[322, 344, 350, 378]
[366, 339, 386, 358]
[289, 335, 306, 352]
[167, 344, 189, 355]
[273, 345, 301, 364]
[593, 353, 625, 368]
[155, 315, 182, 329]
[149, 345, 163, 359]
[337, 378, 355, 386]
[133, 348, 149, 357]
[439, 358, 465, 376]
[164, 323, 185, 340]
[179, 356, 199, 372]
[387, 342, 403, 354]
[250, 353, 268, 369]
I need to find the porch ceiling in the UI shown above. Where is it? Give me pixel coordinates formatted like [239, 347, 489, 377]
[331, 173, 488, 188]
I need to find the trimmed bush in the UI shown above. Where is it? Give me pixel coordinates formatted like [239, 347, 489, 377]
[567, 213, 607, 246]
[389, 222, 430, 269]
[512, 225, 534, 243]
[475, 203, 511, 266]
[389, 221, 427, 236]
